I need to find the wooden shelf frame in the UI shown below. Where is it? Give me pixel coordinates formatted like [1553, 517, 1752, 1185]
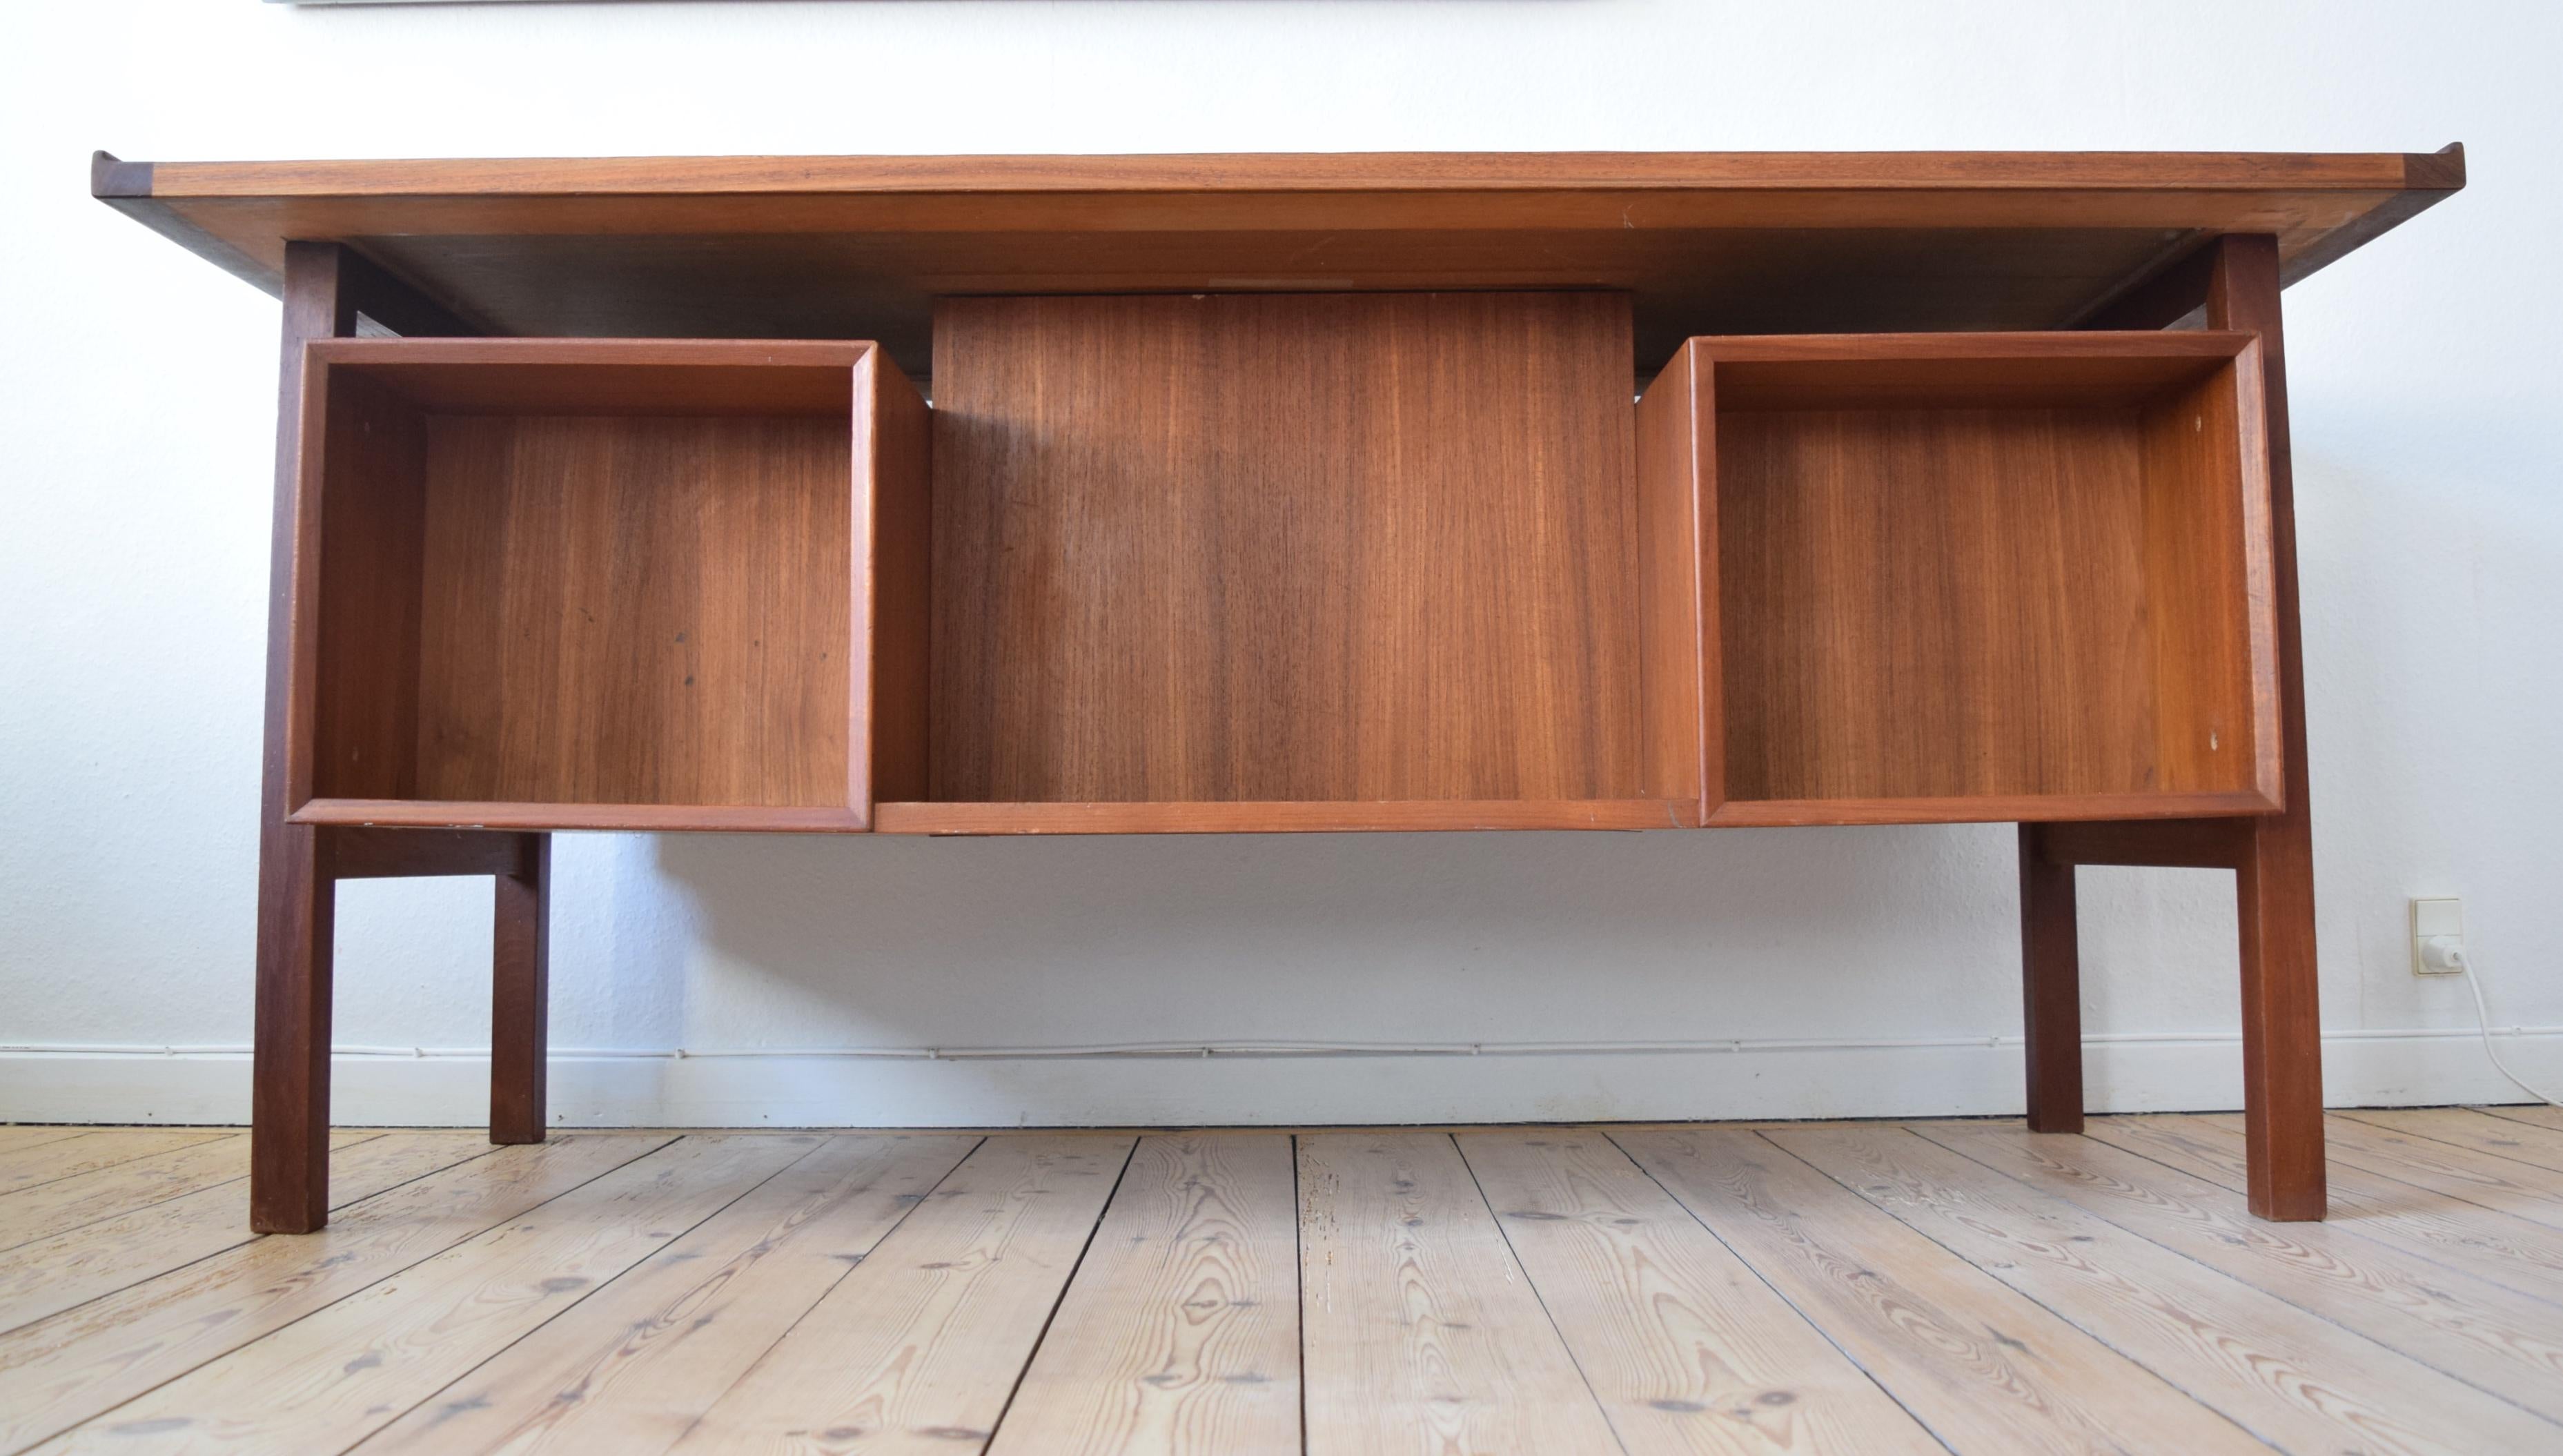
[874, 800, 1696, 836]
[282, 337, 927, 835]
[1640, 331, 2284, 828]
[287, 324, 2288, 838]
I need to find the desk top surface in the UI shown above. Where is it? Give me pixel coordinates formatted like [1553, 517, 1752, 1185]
[95, 148, 2464, 373]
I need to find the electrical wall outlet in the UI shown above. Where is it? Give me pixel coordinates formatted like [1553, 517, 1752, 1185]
[2411, 897, 2467, 975]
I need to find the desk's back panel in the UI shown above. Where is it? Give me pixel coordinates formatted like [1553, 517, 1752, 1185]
[925, 291, 1678, 807]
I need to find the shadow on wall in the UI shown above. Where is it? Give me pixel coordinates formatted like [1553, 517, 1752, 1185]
[644, 820, 2033, 1056]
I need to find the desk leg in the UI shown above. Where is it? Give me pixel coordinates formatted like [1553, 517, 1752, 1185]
[248, 244, 355, 1235]
[2074, 232, 2326, 1222]
[2212, 236, 2326, 1222]
[249, 244, 482, 1232]
[2239, 816, 2324, 1219]
[491, 836, 552, 1144]
[251, 824, 335, 1233]
[2017, 824, 2083, 1133]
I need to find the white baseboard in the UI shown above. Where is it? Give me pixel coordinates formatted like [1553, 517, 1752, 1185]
[1, 1029, 2553, 1127]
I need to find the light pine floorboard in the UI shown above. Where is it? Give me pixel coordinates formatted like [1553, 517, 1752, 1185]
[986, 1134, 1300, 1456]
[2341, 1105, 2563, 1173]
[1452, 1128, 1938, 1455]
[0, 1134, 666, 1451]
[1770, 1122, 2560, 1455]
[0, 1132, 232, 1199]
[359, 1133, 981, 1456]
[0, 1133, 342, 1255]
[2481, 1102, 2563, 1134]
[0, 1132, 480, 1337]
[1615, 1126, 2270, 1455]
[669, 1133, 1137, 1455]
[33, 1135, 817, 1455]
[1299, 1131, 1623, 1456]
[2086, 1114, 2563, 1303]
[1926, 1120, 2563, 1425]
[0, 1116, 2558, 1454]
[2248, 1111, 2563, 1229]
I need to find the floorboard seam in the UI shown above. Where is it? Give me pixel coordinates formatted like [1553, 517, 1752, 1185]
[0, 1132, 392, 1261]
[0, 1133, 511, 1354]
[2327, 1112, 2563, 1204]
[2473, 1105, 2563, 1133]
[2329, 1109, 2563, 1184]
[17, 1132, 683, 1453]
[2085, 1116, 2563, 1312]
[337, 1131, 848, 1455]
[0, 1132, 233, 1201]
[1290, 1133, 1308, 1456]
[1771, 1128, 2292, 1451]
[1447, 1131, 1631, 1455]
[979, 1134, 1142, 1453]
[1905, 1121, 2563, 1431]
[308, 1133, 513, 1212]
[656, 1134, 988, 1453]
[1598, 1128, 1960, 1456]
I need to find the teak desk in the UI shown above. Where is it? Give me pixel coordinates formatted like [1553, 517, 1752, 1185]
[92, 148, 2465, 1231]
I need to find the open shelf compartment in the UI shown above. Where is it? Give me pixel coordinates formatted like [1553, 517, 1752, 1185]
[1640, 331, 2281, 827]
[874, 291, 1707, 834]
[286, 322, 2267, 838]
[286, 339, 928, 833]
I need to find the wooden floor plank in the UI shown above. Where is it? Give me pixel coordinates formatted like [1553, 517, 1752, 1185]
[33, 1134, 816, 1454]
[2477, 1103, 2563, 1133]
[1773, 1123, 2562, 1455]
[4, 1120, 2560, 1455]
[0, 1135, 371, 1254]
[0, 1132, 491, 1337]
[2348, 1102, 2563, 1174]
[2339, 1106, 2563, 1175]
[2083, 1115, 2563, 1306]
[668, 1134, 1137, 1455]
[0, 1134, 667, 1451]
[1455, 1128, 1940, 1456]
[986, 1134, 1300, 1456]
[1297, 1131, 1624, 1456]
[2201, 1114, 2563, 1232]
[0, 1132, 233, 1200]
[357, 1134, 981, 1456]
[1613, 1126, 2268, 1456]
[1923, 1121, 2563, 1425]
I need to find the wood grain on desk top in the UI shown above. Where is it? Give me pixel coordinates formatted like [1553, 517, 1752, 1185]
[90, 147, 2464, 368]
[98, 147, 2462, 199]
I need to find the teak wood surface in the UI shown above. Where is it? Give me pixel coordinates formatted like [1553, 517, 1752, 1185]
[5, 1114, 2560, 1453]
[925, 291, 1664, 810]
[88, 148, 2466, 1232]
[286, 337, 929, 834]
[1638, 331, 2280, 826]
[91, 147, 2461, 377]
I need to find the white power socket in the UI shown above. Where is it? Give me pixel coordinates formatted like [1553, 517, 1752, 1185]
[2411, 897, 2467, 976]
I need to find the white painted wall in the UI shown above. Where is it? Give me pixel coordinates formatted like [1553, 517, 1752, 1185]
[2, 0, 2555, 1128]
